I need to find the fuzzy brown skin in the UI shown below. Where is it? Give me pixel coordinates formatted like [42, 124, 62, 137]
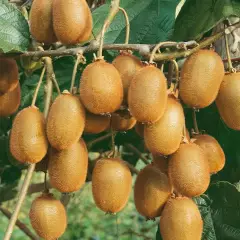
[134, 164, 172, 219]
[0, 58, 19, 95]
[53, 0, 92, 45]
[152, 154, 168, 175]
[193, 134, 225, 174]
[29, 0, 57, 44]
[168, 143, 210, 197]
[111, 111, 137, 131]
[112, 52, 143, 105]
[0, 83, 21, 117]
[92, 158, 132, 213]
[160, 197, 203, 240]
[84, 111, 110, 134]
[216, 72, 240, 130]
[29, 193, 67, 240]
[128, 65, 167, 123]
[48, 139, 88, 193]
[144, 96, 185, 156]
[46, 92, 86, 150]
[10, 106, 48, 164]
[179, 49, 224, 108]
[80, 60, 123, 114]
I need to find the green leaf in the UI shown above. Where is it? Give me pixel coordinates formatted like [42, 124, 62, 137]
[0, 0, 30, 53]
[173, 0, 240, 41]
[93, 0, 180, 45]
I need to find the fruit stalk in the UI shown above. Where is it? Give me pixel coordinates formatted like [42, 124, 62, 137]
[224, 28, 234, 72]
[118, 7, 130, 44]
[171, 60, 179, 92]
[192, 108, 200, 134]
[125, 143, 149, 164]
[3, 57, 54, 240]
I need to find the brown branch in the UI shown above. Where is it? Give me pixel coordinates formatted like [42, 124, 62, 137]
[124, 144, 149, 165]
[27, 181, 51, 195]
[0, 207, 39, 240]
[87, 132, 112, 148]
[124, 161, 139, 175]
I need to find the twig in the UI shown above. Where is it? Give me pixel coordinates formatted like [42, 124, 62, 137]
[124, 161, 139, 174]
[31, 67, 46, 107]
[0, 207, 39, 240]
[70, 54, 82, 93]
[124, 144, 149, 165]
[3, 56, 53, 240]
[27, 181, 51, 195]
[87, 132, 112, 148]
[224, 25, 234, 72]
[118, 7, 130, 44]
[172, 60, 179, 92]
[3, 164, 36, 240]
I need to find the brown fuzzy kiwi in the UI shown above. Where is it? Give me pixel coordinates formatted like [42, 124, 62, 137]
[80, 60, 123, 114]
[135, 122, 144, 137]
[84, 111, 110, 134]
[10, 106, 48, 164]
[48, 139, 88, 193]
[193, 134, 225, 174]
[29, 193, 67, 240]
[0, 83, 21, 117]
[216, 72, 240, 130]
[160, 197, 203, 240]
[53, 0, 92, 45]
[46, 91, 85, 150]
[92, 158, 132, 213]
[29, 0, 57, 44]
[144, 96, 185, 155]
[112, 52, 143, 105]
[168, 143, 210, 197]
[152, 154, 168, 174]
[128, 64, 167, 123]
[134, 164, 172, 219]
[111, 110, 137, 131]
[179, 49, 224, 108]
[0, 58, 19, 95]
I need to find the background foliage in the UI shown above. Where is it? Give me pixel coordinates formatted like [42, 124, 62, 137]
[0, 0, 240, 239]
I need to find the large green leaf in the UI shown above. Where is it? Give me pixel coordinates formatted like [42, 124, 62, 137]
[93, 0, 181, 45]
[172, 0, 240, 41]
[0, 0, 30, 53]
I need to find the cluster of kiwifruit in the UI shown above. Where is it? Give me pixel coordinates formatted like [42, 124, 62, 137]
[1, 2, 240, 240]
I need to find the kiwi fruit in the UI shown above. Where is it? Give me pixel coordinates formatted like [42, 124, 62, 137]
[111, 110, 137, 131]
[84, 111, 110, 134]
[144, 96, 185, 155]
[0, 58, 19, 95]
[80, 60, 123, 114]
[179, 49, 224, 108]
[193, 134, 225, 174]
[128, 64, 167, 123]
[10, 106, 48, 164]
[168, 143, 210, 197]
[92, 158, 132, 213]
[0, 83, 21, 117]
[29, 193, 67, 240]
[160, 197, 203, 240]
[29, 0, 57, 44]
[48, 139, 88, 193]
[47, 91, 85, 150]
[134, 164, 172, 219]
[135, 122, 144, 137]
[216, 72, 240, 130]
[112, 52, 143, 104]
[152, 154, 168, 174]
[53, 0, 93, 45]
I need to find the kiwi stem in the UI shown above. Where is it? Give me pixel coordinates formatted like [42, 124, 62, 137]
[224, 28, 234, 72]
[98, 0, 121, 58]
[3, 164, 36, 240]
[31, 66, 46, 107]
[192, 108, 200, 134]
[171, 60, 179, 93]
[44, 171, 48, 192]
[118, 7, 130, 44]
[125, 144, 149, 165]
[70, 54, 82, 93]
[149, 41, 177, 63]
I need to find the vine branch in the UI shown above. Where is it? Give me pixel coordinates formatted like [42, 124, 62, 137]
[0, 207, 39, 240]
[124, 144, 149, 165]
